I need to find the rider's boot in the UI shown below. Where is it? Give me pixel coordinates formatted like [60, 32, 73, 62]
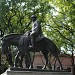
[29, 38, 35, 49]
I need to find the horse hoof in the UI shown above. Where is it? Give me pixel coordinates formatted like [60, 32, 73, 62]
[42, 65, 46, 69]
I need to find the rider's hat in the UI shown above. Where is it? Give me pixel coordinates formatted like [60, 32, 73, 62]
[31, 15, 37, 18]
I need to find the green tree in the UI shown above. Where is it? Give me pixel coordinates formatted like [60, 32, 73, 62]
[0, 0, 75, 74]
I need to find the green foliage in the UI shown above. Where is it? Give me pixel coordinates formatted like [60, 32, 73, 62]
[0, 0, 75, 55]
[0, 0, 75, 72]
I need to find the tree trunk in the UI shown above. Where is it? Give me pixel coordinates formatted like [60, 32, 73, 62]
[72, 65, 75, 75]
[71, 45, 75, 75]
[0, 51, 1, 66]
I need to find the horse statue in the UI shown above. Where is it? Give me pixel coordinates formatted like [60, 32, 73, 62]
[15, 31, 63, 70]
[1, 33, 31, 68]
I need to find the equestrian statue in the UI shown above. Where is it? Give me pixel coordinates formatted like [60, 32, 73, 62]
[15, 15, 63, 69]
[1, 15, 63, 70]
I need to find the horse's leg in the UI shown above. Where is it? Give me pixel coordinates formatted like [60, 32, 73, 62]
[6, 52, 13, 67]
[50, 53, 63, 70]
[57, 57, 63, 70]
[52, 51, 63, 70]
[48, 53, 52, 69]
[14, 51, 22, 67]
[6, 46, 13, 66]
[25, 51, 32, 69]
[48, 61, 52, 69]
[5, 46, 13, 67]
[48, 47, 63, 70]
[20, 54, 24, 68]
[42, 51, 48, 69]
[51, 53, 63, 70]
[30, 52, 35, 69]
[25, 55, 31, 68]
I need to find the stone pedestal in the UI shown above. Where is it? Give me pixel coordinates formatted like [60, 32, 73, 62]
[4, 68, 72, 75]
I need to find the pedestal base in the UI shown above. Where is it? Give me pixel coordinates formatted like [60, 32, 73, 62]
[3, 67, 72, 75]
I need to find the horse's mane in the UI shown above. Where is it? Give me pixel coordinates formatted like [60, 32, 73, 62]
[19, 31, 30, 46]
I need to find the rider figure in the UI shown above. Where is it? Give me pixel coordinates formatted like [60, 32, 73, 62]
[30, 15, 42, 48]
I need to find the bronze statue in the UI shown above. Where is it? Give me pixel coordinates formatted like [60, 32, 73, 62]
[29, 15, 42, 48]
[18, 31, 63, 69]
[1, 15, 63, 70]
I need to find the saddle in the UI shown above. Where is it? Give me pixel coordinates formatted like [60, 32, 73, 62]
[28, 34, 44, 48]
